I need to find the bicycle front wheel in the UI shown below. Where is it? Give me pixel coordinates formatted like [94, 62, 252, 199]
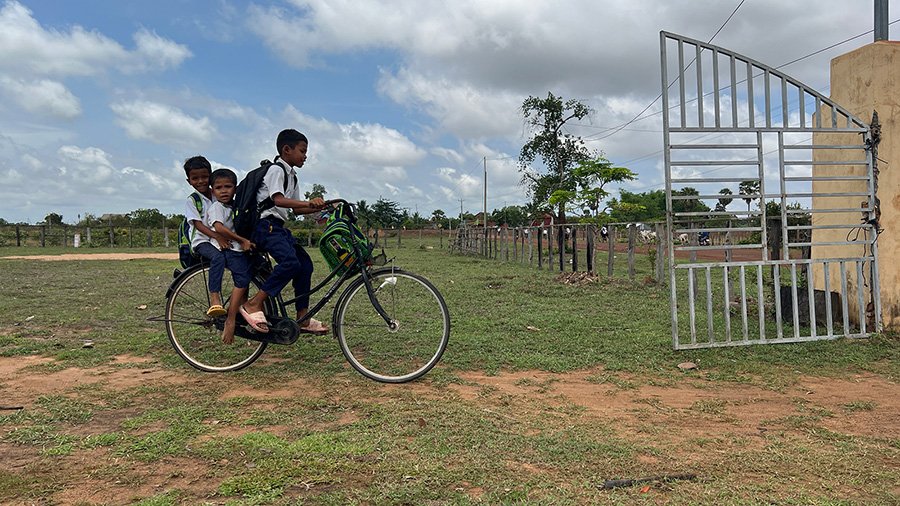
[334, 269, 449, 383]
[165, 266, 268, 372]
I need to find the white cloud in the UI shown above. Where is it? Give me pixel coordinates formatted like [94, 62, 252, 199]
[123, 29, 193, 73]
[377, 68, 522, 139]
[0, 1, 189, 78]
[0, 77, 81, 120]
[110, 100, 217, 148]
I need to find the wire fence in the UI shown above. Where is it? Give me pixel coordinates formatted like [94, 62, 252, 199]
[0, 224, 456, 251]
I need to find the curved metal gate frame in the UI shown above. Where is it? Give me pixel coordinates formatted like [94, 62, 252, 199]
[661, 31, 881, 350]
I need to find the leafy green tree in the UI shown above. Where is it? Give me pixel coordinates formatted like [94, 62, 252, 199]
[716, 188, 734, 212]
[371, 198, 404, 228]
[608, 190, 666, 222]
[44, 213, 64, 226]
[739, 180, 761, 212]
[128, 208, 166, 228]
[356, 200, 371, 229]
[431, 209, 447, 222]
[305, 183, 327, 201]
[672, 187, 710, 214]
[491, 205, 529, 227]
[547, 158, 637, 224]
[518, 92, 595, 226]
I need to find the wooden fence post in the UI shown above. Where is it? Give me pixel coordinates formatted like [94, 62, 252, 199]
[572, 227, 577, 271]
[16, 225, 21, 247]
[40, 225, 45, 247]
[529, 228, 534, 265]
[587, 225, 594, 273]
[607, 226, 615, 277]
[655, 222, 665, 283]
[548, 226, 554, 272]
[147, 227, 152, 247]
[627, 225, 636, 281]
[537, 226, 543, 268]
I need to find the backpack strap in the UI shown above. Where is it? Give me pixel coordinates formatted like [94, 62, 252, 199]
[271, 156, 294, 193]
[188, 191, 203, 240]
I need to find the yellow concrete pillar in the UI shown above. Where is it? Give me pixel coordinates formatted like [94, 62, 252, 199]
[813, 41, 900, 328]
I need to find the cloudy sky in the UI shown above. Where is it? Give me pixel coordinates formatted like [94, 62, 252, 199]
[0, 0, 888, 224]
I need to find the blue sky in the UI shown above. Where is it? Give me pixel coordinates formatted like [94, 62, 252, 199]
[0, 0, 888, 224]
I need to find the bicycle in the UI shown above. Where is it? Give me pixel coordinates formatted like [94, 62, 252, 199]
[150, 199, 450, 383]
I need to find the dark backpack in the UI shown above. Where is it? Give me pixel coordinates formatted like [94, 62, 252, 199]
[232, 159, 290, 240]
[177, 192, 203, 268]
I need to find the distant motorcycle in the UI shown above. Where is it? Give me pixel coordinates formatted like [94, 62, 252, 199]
[698, 231, 710, 246]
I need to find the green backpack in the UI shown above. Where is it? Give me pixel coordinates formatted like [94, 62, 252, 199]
[177, 192, 203, 268]
[319, 203, 373, 276]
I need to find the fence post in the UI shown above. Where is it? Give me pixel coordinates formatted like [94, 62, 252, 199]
[109, 216, 114, 247]
[129, 225, 133, 248]
[147, 227, 152, 247]
[16, 225, 21, 246]
[86, 227, 91, 244]
[586, 225, 594, 273]
[558, 226, 564, 271]
[655, 222, 665, 283]
[529, 228, 534, 265]
[40, 225, 46, 247]
[548, 226, 554, 272]
[725, 219, 733, 296]
[627, 225, 636, 281]
[690, 222, 699, 298]
[537, 226, 543, 268]
[440, 228, 443, 249]
[607, 226, 615, 277]
[572, 227, 578, 271]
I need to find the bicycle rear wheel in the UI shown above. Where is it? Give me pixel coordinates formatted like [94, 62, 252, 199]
[165, 266, 269, 372]
[333, 269, 449, 383]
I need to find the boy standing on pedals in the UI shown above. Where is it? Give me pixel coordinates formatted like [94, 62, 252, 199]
[239, 129, 329, 335]
[183, 156, 229, 317]
[206, 168, 254, 344]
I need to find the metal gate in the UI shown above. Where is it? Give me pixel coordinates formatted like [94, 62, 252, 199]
[661, 32, 881, 349]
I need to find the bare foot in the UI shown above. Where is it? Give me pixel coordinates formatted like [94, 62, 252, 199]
[222, 318, 235, 345]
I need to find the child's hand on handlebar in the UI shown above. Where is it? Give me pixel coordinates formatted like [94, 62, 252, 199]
[309, 197, 326, 210]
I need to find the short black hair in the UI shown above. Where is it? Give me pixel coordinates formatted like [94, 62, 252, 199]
[276, 129, 308, 157]
[210, 168, 237, 186]
[183, 155, 212, 177]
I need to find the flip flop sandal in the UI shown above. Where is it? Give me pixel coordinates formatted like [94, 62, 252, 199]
[300, 318, 330, 336]
[206, 304, 227, 317]
[239, 305, 269, 333]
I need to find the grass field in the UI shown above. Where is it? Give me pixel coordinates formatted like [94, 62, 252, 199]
[1, 241, 898, 505]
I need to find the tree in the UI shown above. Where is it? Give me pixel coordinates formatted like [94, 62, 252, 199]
[671, 187, 710, 214]
[44, 213, 64, 226]
[305, 183, 327, 201]
[490, 205, 528, 227]
[547, 158, 637, 224]
[715, 188, 734, 213]
[431, 209, 447, 222]
[128, 208, 166, 228]
[356, 200, 371, 229]
[371, 198, 404, 228]
[518, 92, 595, 226]
[739, 180, 760, 212]
[608, 190, 667, 222]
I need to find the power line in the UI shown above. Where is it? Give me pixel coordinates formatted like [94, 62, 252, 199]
[586, 18, 900, 143]
[585, 0, 746, 143]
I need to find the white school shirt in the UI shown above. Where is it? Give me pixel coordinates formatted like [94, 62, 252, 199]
[186, 191, 214, 251]
[205, 200, 243, 252]
[256, 158, 299, 223]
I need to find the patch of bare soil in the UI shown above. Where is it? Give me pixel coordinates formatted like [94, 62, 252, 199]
[1, 253, 178, 261]
[1, 357, 898, 504]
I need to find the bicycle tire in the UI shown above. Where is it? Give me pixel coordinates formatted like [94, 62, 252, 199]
[165, 265, 271, 372]
[333, 268, 449, 383]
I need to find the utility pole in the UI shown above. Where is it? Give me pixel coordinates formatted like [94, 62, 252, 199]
[459, 199, 464, 225]
[875, 0, 889, 41]
[483, 157, 487, 227]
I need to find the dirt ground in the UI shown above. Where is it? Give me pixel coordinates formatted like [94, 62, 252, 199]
[1, 354, 899, 504]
